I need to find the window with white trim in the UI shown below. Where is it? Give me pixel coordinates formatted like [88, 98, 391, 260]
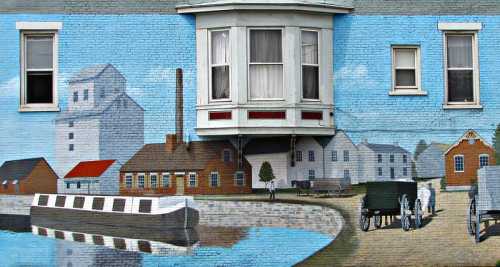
[210, 172, 219, 187]
[20, 31, 59, 111]
[445, 33, 479, 105]
[343, 169, 350, 181]
[234, 171, 245, 186]
[331, 150, 337, 162]
[392, 46, 421, 93]
[189, 173, 197, 187]
[249, 29, 283, 99]
[308, 169, 315, 180]
[454, 155, 464, 172]
[125, 174, 133, 189]
[377, 167, 383, 176]
[162, 173, 170, 188]
[210, 29, 230, 100]
[296, 151, 302, 162]
[138, 174, 145, 188]
[308, 150, 315, 162]
[343, 150, 349, 162]
[301, 30, 319, 100]
[150, 173, 158, 189]
[479, 154, 489, 168]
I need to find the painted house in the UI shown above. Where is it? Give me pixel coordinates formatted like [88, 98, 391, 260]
[59, 160, 120, 195]
[415, 142, 450, 179]
[444, 130, 496, 190]
[357, 141, 412, 182]
[120, 134, 252, 195]
[0, 158, 58, 194]
[54, 64, 144, 188]
[3, 1, 500, 197]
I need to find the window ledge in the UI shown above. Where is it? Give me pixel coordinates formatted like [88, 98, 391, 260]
[389, 90, 427, 96]
[19, 105, 60, 112]
[443, 104, 483, 110]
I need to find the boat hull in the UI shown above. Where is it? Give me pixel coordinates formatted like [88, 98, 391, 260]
[30, 206, 199, 230]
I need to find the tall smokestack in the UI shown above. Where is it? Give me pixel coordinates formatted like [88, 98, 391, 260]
[176, 68, 183, 144]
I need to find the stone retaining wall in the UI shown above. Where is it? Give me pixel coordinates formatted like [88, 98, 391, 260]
[0, 195, 343, 237]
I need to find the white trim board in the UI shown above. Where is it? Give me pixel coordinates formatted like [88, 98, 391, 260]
[16, 22, 62, 30]
[438, 22, 482, 31]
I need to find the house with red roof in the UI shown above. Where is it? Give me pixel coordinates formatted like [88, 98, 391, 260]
[59, 160, 120, 195]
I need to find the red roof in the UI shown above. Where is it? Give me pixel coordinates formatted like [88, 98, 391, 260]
[64, 160, 116, 178]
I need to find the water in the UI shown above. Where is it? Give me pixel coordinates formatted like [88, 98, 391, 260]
[0, 216, 333, 267]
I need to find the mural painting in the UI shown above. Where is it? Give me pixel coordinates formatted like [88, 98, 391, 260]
[0, 1, 500, 266]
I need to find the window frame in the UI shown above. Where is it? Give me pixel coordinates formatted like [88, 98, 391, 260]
[234, 171, 245, 186]
[343, 150, 349, 162]
[189, 172, 198, 188]
[209, 171, 220, 187]
[19, 30, 60, 112]
[390, 45, 424, 95]
[377, 167, 383, 176]
[137, 173, 145, 189]
[308, 150, 315, 162]
[454, 155, 465, 172]
[209, 28, 231, 102]
[479, 154, 489, 168]
[331, 150, 337, 162]
[308, 169, 315, 180]
[443, 31, 481, 108]
[150, 173, 158, 189]
[125, 174, 133, 189]
[247, 27, 285, 101]
[162, 173, 171, 188]
[296, 150, 302, 162]
[300, 28, 321, 101]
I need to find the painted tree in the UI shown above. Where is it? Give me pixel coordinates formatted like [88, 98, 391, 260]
[414, 139, 428, 160]
[259, 161, 275, 187]
[493, 124, 500, 165]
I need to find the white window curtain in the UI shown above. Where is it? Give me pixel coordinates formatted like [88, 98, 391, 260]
[26, 36, 53, 69]
[393, 48, 416, 87]
[211, 30, 230, 100]
[249, 30, 283, 99]
[447, 35, 474, 102]
[302, 31, 319, 99]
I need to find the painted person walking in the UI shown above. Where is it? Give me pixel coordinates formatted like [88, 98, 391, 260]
[428, 182, 436, 215]
[268, 180, 276, 200]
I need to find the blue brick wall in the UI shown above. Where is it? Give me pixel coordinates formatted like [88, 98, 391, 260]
[334, 15, 500, 151]
[0, 14, 196, 166]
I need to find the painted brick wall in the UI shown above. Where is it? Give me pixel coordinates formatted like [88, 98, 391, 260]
[334, 15, 500, 152]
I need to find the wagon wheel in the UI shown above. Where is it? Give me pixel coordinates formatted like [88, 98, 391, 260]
[467, 196, 477, 236]
[414, 199, 422, 229]
[400, 194, 411, 231]
[359, 196, 370, 232]
[373, 215, 382, 229]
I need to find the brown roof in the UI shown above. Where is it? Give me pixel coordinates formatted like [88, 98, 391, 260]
[120, 141, 233, 172]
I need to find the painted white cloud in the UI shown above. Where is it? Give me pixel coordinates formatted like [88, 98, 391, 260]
[144, 66, 196, 88]
[334, 64, 379, 88]
[0, 77, 19, 97]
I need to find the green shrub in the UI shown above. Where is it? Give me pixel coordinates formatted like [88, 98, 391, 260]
[496, 260, 500, 267]
[440, 177, 447, 191]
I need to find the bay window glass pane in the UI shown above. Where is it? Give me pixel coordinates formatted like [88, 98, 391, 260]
[27, 71, 53, 103]
[302, 66, 319, 99]
[249, 65, 283, 99]
[212, 66, 229, 99]
[211, 30, 229, 65]
[250, 30, 282, 63]
[447, 35, 473, 68]
[302, 31, 318, 65]
[448, 70, 473, 102]
[395, 69, 416, 87]
[394, 49, 415, 68]
[26, 36, 53, 69]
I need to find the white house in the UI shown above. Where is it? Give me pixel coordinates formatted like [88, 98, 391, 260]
[291, 131, 360, 184]
[357, 141, 412, 182]
[58, 160, 120, 195]
[244, 137, 292, 189]
[54, 64, 144, 192]
[415, 142, 450, 179]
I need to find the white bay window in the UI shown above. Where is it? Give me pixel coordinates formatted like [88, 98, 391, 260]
[249, 29, 283, 100]
[210, 30, 230, 100]
[302, 30, 319, 100]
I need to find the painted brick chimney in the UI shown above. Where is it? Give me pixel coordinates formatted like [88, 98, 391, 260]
[165, 134, 177, 153]
[175, 68, 183, 145]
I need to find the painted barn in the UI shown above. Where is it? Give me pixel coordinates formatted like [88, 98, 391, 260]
[59, 160, 120, 195]
[415, 142, 450, 179]
[0, 158, 58, 194]
[444, 130, 496, 190]
[357, 141, 412, 182]
[120, 134, 252, 195]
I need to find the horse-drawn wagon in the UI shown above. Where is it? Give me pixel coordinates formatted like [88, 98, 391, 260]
[467, 166, 500, 243]
[359, 180, 426, 232]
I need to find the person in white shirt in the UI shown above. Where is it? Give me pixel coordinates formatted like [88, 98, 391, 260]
[268, 180, 276, 200]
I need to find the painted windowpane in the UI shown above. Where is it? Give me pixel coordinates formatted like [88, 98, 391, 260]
[331, 150, 337, 162]
[83, 89, 88, 100]
[249, 29, 283, 99]
[302, 30, 319, 99]
[69, 121, 73, 127]
[454, 155, 464, 172]
[69, 144, 74, 151]
[378, 154, 382, 163]
[446, 34, 475, 103]
[150, 174, 157, 189]
[125, 175, 132, 189]
[343, 150, 349, 162]
[403, 154, 407, 163]
[138, 175, 145, 188]
[390, 167, 395, 179]
[378, 167, 383, 176]
[162, 174, 170, 187]
[190, 173, 197, 187]
[68, 132, 74, 140]
[479, 155, 489, 168]
[343, 169, 350, 181]
[235, 171, 244, 186]
[308, 169, 315, 180]
[403, 167, 408, 176]
[210, 172, 219, 187]
[223, 149, 231, 163]
[211, 30, 230, 100]
[308, 151, 315, 162]
[23, 34, 55, 105]
[296, 151, 302, 162]
[73, 91, 78, 102]
[390, 154, 395, 163]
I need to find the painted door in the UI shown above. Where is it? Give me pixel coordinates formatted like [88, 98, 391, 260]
[176, 176, 184, 195]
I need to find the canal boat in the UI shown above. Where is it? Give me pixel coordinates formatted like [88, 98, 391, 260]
[31, 194, 199, 229]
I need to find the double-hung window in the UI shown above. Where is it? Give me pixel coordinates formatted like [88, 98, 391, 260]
[138, 174, 145, 188]
[454, 155, 464, 172]
[445, 33, 478, 105]
[125, 174, 133, 189]
[162, 173, 170, 188]
[210, 30, 230, 100]
[210, 172, 219, 187]
[331, 150, 338, 162]
[189, 173, 197, 187]
[343, 150, 350, 162]
[479, 154, 489, 168]
[301, 30, 319, 100]
[296, 151, 302, 162]
[249, 29, 283, 99]
[392, 46, 421, 93]
[20, 30, 59, 111]
[234, 171, 244, 186]
[150, 173, 158, 189]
